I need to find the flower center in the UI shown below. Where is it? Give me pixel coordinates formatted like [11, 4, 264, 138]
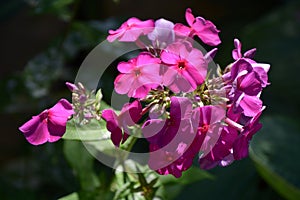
[177, 61, 186, 69]
[199, 124, 209, 133]
[134, 69, 141, 77]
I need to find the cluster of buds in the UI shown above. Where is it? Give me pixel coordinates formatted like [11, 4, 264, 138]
[66, 82, 102, 125]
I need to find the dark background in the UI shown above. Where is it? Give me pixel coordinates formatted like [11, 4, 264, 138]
[0, 0, 299, 199]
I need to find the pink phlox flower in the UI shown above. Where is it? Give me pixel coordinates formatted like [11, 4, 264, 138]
[160, 42, 207, 93]
[19, 99, 74, 145]
[174, 8, 221, 46]
[114, 52, 162, 98]
[107, 17, 154, 42]
[102, 100, 142, 147]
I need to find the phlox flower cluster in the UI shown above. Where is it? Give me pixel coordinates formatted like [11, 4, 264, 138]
[103, 8, 270, 177]
[19, 8, 270, 178]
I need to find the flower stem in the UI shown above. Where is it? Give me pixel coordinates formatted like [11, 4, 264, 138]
[225, 117, 244, 132]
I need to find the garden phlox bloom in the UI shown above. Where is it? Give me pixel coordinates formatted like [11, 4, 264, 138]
[102, 100, 142, 146]
[174, 8, 221, 46]
[107, 17, 154, 42]
[114, 52, 162, 98]
[161, 42, 207, 93]
[19, 99, 74, 145]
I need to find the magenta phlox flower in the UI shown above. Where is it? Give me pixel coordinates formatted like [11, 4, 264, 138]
[252, 63, 270, 88]
[204, 48, 218, 63]
[174, 8, 221, 46]
[232, 92, 262, 117]
[230, 39, 270, 88]
[102, 100, 142, 146]
[236, 71, 262, 96]
[107, 17, 154, 42]
[148, 142, 194, 178]
[148, 18, 175, 48]
[233, 111, 263, 160]
[232, 38, 256, 60]
[19, 99, 74, 145]
[198, 126, 238, 170]
[229, 57, 270, 87]
[224, 59, 270, 117]
[144, 97, 196, 177]
[142, 96, 193, 147]
[160, 42, 207, 93]
[191, 105, 226, 157]
[114, 52, 162, 98]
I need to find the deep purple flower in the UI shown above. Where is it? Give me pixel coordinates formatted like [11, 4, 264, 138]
[233, 92, 263, 117]
[19, 99, 74, 145]
[114, 52, 162, 98]
[143, 97, 197, 177]
[198, 126, 238, 170]
[160, 42, 206, 93]
[191, 105, 226, 157]
[174, 8, 221, 46]
[233, 111, 263, 160]
[224, 59, 269, 117]
[107, 17, 154, 42]
[102, 100, 142, 146]
[142, 96, 193, 147]
[230, 40, 270, 88]
[252, 63, 270, 88]
[232, 38, 256, 60]
[148, 142, 194, 178]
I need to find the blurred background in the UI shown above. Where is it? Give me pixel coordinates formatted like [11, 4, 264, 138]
[0, 0, 300, 199]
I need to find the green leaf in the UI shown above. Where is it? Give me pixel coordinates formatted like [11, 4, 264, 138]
[250, 116, 300, 200]
[63, 116, 117, 158]
[84, 139, 116, 158]
[63, 140, 100, 191]
[63, 118, 110, 141]
[58, 192, 79, 200]
[113, 182, 132, 200]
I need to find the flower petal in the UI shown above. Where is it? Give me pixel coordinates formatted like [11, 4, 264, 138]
[19, 112, 50, 145]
